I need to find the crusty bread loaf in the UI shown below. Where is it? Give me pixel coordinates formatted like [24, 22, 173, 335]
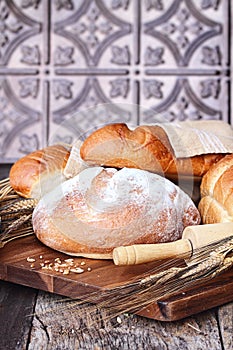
[32, 167, 200, 258]
[80, 123, 224, 178]
[10, 144, 70, 199]
[198, 154, 233, 223]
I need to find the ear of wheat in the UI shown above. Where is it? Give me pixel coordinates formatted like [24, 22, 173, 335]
[0, 178, 36, 247]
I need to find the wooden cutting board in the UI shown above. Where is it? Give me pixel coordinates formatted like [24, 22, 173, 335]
[1, 235, 233, 321]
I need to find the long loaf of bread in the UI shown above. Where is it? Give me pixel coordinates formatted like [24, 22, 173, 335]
[80, 123, 225, 178]
[9, 144, 70, 199]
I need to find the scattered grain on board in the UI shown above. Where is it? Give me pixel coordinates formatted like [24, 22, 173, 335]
[26, 256, 92, 275]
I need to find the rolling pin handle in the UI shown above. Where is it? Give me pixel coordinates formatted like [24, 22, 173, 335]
[113, 239, 193, 266]
[113, 245, 137, 266]
[113, 223, 233, 266]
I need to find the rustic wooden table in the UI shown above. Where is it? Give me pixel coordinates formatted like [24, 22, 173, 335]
[0, 279, 232, 350]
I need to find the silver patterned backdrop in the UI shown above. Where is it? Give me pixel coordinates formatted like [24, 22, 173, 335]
[0, 0, 231, 163]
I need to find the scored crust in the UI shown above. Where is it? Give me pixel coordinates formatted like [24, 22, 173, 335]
[32, 167, 200, 258]
[80, 123, 224, 177]
[198, 154, 233, 223]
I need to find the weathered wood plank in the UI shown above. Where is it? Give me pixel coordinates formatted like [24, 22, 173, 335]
[0, 280, 231, 349]
[27, 291, 225, 350]
[217, 303, 233, 350]
[0, 280, 37, 350]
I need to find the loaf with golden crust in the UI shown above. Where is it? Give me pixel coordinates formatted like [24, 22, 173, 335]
[9, 144, 70, 199]
[198, 154, 233, 223]
[32, 167, 200, 258]
[80, 123, 224, 178]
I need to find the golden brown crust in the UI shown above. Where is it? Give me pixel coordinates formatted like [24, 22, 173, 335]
[34, 214, 113, 259]
[80, 123, 224, 177]
[198, 197, 231, 223]
[198, 154, 233, 223]
[9, 145, 70, 199]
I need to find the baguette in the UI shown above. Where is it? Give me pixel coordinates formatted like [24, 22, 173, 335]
[80, 123, 224, 178]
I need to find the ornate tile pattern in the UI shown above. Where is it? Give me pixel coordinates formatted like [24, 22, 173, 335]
[0, 0, 231, 163]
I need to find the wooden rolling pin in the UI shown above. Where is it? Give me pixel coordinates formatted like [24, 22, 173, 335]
[113, 223, 233, 266]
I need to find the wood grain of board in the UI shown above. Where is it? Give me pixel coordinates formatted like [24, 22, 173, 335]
[0, 235, 233, 321]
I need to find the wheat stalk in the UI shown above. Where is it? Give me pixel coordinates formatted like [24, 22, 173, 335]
[0, 185, 15, 200]
[0, 178, 36, 246]
[0, 226, 34, 248]
[0, 178, 19, 203]
[0, 210, 34, 246]
[2, 213, 32, 234]
[0, 198, 37, 216]
[0, 177, 10, 186]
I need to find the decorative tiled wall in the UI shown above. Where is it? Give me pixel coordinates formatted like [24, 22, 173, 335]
[0, 0, 231, 163]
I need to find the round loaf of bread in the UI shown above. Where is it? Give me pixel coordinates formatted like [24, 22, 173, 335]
[32, 167, 200, 259]
[9, 144, 70, 200]
[198, 154, 233, 223]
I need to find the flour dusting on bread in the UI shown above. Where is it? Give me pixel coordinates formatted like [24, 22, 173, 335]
[32, 167, 200, 258]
